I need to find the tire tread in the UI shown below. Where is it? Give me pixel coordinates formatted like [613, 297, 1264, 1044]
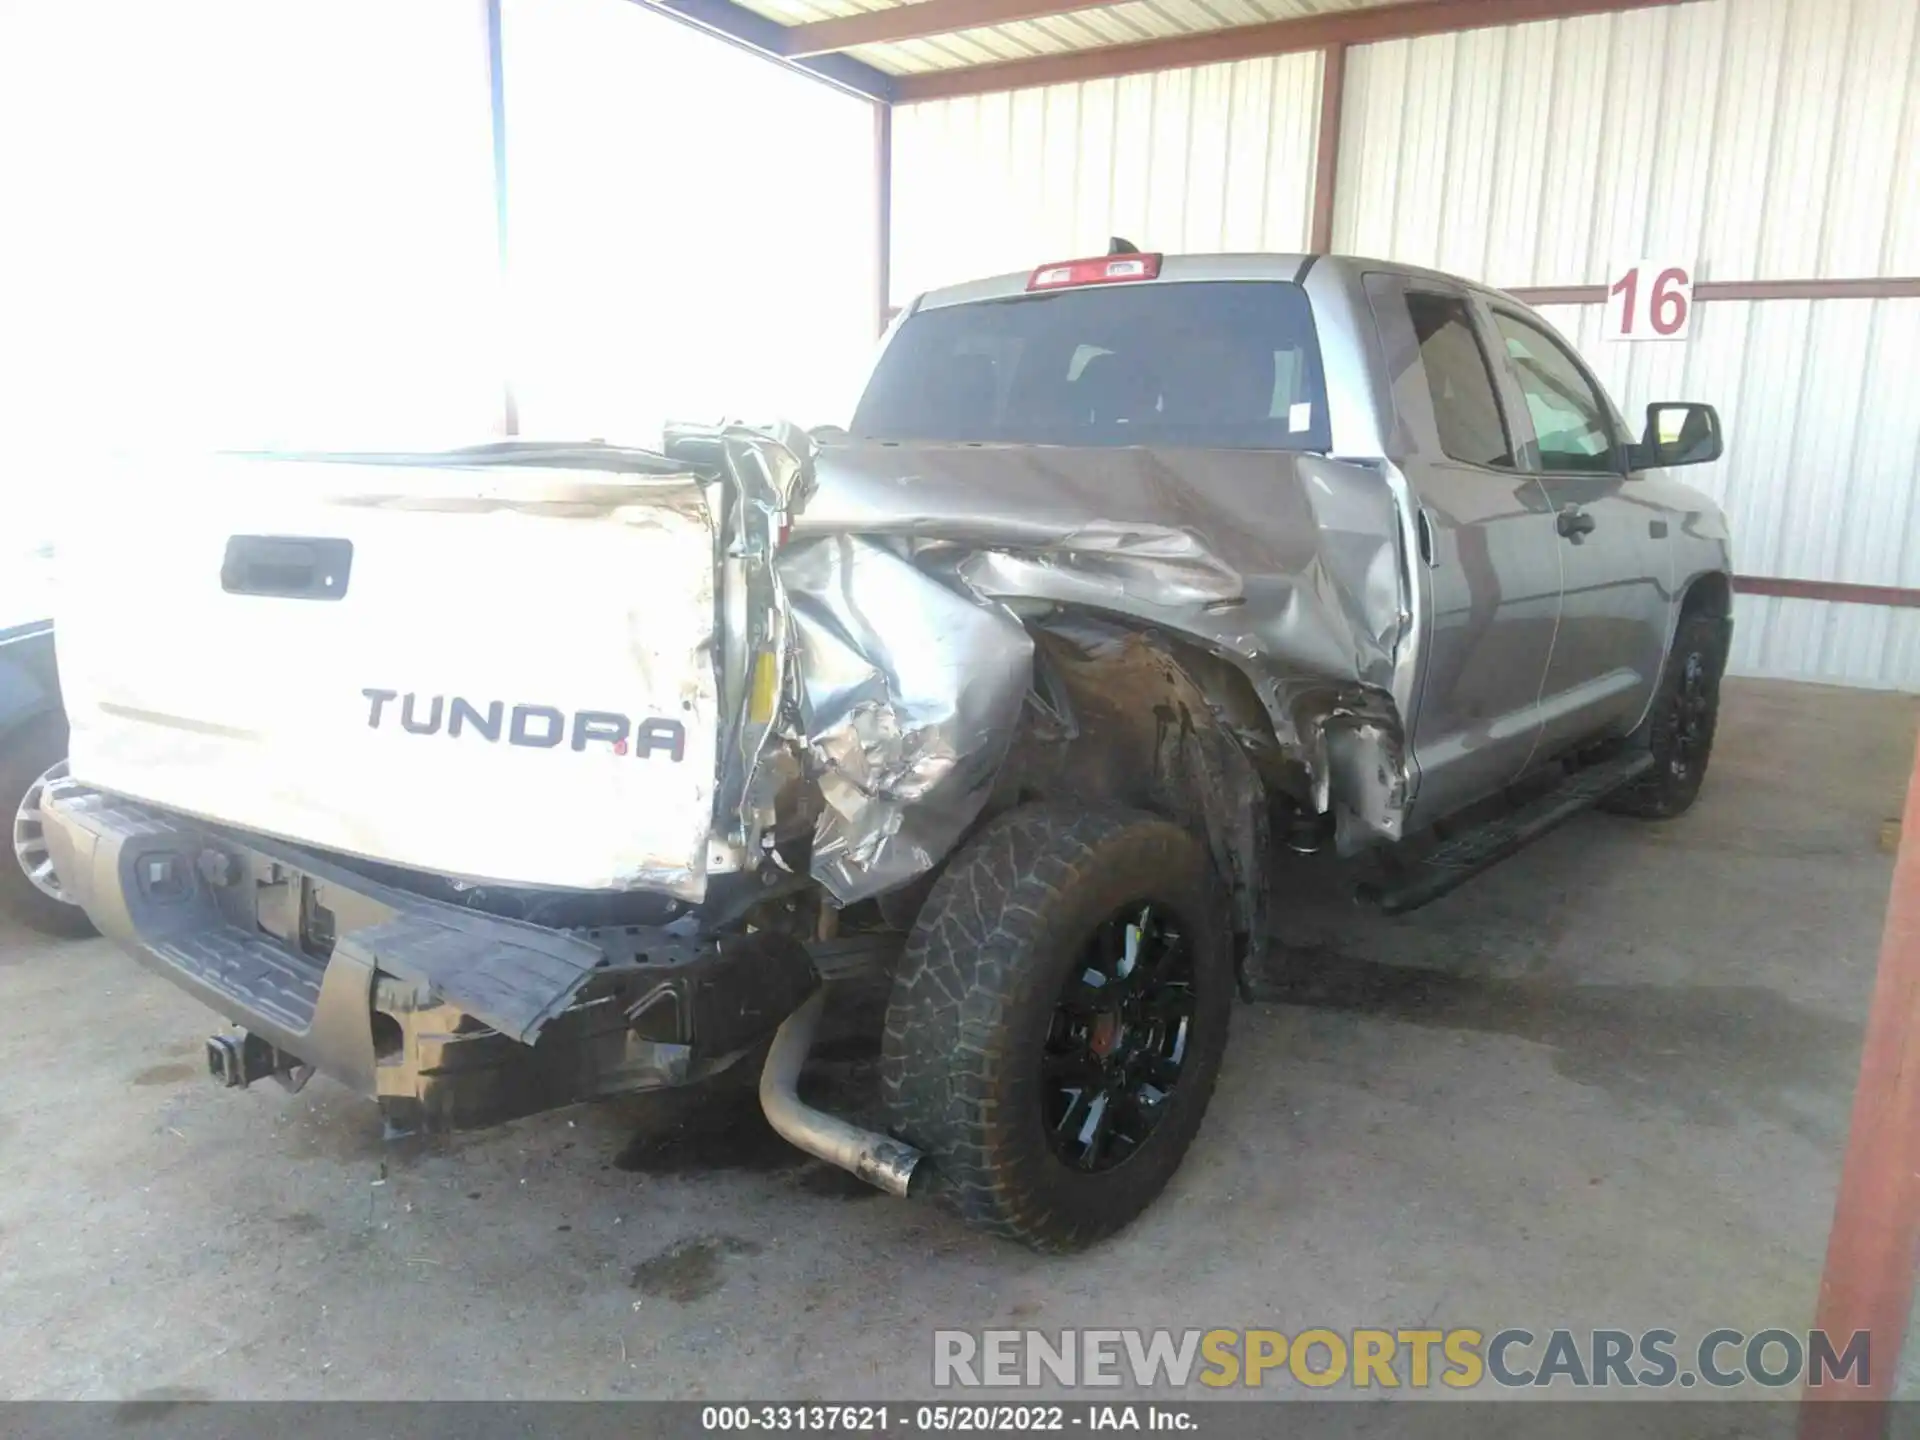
[881, 805, 1229, 1251]
[1601, 608, 1726, 820]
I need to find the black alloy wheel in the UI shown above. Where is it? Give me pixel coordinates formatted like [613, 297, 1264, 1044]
[1668, 650, 1713, 783]
[1601, 607, 1725, 819]
[1042, 902, 1196, 1173]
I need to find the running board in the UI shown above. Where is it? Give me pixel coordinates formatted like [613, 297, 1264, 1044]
[1358, 751, 1655, 916]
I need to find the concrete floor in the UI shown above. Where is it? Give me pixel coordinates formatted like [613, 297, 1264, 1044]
[0, 677, 1911, 1402]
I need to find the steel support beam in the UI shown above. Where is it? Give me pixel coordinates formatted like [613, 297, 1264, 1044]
[1733, 578, 1920, 610]
[1508, 277, 1920, 306]
[786, 0, 1115, 58]
[1797, 727, 1920, 1430]
[875, 103, 894, 336]
[893, 0, 1682, 102]
[1307, 44, 1346, 254]
[485, 0, 519, 437]
[638, 0, 897, 102]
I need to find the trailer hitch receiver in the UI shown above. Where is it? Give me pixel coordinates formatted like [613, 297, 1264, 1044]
[206, 1031, 313, 1093]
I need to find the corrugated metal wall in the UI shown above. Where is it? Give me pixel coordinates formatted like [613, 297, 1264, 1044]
[890, 51, 1323, 304]
[1335, 0, 1920, 688]
[1335, 0, 1920, 284]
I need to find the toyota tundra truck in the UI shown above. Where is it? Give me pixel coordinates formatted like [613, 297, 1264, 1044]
[41, 250, 1731, 1251]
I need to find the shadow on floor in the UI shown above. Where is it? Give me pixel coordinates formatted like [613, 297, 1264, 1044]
[1255, 945, 1860, 1145]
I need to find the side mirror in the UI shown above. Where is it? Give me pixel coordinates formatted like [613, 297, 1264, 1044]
[1633, 402, 1723, 470]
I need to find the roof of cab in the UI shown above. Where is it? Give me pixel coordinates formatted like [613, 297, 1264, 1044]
[909, 251, 1528, 315]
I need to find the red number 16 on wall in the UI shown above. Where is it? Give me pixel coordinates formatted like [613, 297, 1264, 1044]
[1604, 261, 1694, 341]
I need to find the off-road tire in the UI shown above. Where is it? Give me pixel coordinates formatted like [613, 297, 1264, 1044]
[1600, 608, 1726, 820]
[880, 805, 1232, 1251]
[0, 716, 95, 938]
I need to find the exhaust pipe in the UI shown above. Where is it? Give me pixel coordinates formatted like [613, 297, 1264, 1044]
[758, 990, 923, 1198]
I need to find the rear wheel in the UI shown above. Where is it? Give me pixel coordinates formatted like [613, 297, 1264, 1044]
[880, 806, 1232, 1251]
[1601, 608, 1726, 820]
[1, 717, 95, 938]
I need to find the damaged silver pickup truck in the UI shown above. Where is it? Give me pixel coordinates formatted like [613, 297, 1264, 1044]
[43, 251, 1731, 1250]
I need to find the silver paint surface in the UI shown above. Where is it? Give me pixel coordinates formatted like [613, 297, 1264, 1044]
[710, 253, 1729, 894]
[678, 419, 1417, 903]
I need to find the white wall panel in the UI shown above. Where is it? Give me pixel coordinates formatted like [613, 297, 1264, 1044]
[890, 52, 1322, 303]
[1336, 0, 1920, 286]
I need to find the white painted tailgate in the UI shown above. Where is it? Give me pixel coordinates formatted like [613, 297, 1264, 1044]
[56, 454, 720, 897]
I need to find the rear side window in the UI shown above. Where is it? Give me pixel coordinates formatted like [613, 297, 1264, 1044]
[851, 281, 1330, 451]
[1404, 292, 1512, 469]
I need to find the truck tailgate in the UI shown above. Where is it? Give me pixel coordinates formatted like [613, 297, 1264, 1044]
[55, 451, 721, 898]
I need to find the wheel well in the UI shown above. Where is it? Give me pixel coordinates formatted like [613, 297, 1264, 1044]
[1682, 571, 1733, 618]
[983, 615, 1275, 973]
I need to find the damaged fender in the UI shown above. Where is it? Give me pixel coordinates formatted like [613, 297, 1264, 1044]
[678, 426, 1418, 913]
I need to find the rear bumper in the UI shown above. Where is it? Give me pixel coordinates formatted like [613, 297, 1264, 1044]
[40, 784, 817, 1131]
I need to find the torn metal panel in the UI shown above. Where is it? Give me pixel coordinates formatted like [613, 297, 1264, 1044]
[664, 423, 1031, 906]
[781, 534, 1033, 903]
[796, 439, 1417, 846]
[675, 426, 1417, 902]
[663, 421, 816, 874]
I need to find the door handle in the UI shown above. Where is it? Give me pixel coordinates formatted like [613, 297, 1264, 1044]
[1556, 507, 1597, 541]
[221, 535, 354, 599]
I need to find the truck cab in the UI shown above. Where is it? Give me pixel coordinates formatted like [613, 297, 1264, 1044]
[856, 252, 1731, 839]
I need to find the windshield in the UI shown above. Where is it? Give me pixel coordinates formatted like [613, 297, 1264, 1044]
[852, 280, 1331, 451]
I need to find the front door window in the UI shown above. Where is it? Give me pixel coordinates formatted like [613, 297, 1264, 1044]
[1491, 312, 1619, 474]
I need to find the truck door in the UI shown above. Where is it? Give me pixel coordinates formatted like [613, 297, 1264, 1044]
[1365, 277, 1560, 826]
[1479, 303, 1671, 759]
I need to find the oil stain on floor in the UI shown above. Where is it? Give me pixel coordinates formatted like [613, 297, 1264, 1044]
[1257, 951, 1861, 1144]
[630, 1234, 763, 1303]
[129, 1062, 200, 1088]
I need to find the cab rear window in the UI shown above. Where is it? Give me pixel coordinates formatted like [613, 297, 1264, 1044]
[852, 281, 1331, 451]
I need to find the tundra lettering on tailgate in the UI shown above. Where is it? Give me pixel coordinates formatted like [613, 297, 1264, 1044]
[360, 689, 686, 761]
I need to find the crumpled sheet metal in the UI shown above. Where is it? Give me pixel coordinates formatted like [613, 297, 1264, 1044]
[800, 441, 1415, 842]
[798, 442, 1406, 688]
[668, 421, 1032, 902]
[663, 421, 816, 866]
[690, 429, 1415, 903]
[780, 534, 1032, 902]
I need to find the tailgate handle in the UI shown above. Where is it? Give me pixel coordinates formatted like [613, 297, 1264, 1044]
[221, 535, 353, 600]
